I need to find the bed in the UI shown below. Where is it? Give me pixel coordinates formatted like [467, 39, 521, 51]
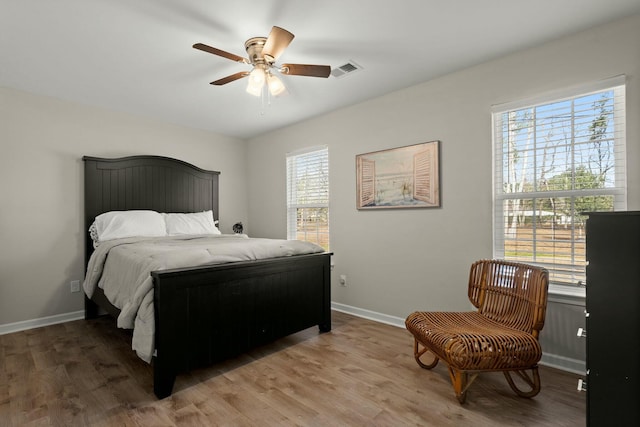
[82, 155, 332, 398]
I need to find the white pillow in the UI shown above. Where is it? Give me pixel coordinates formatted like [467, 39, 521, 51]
[163, 211, 221, 236]
[93, 210, 167, 243]
[89, 222, 100, 248]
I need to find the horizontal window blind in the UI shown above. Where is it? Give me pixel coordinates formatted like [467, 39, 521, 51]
[286, 146, 330, 250]
[493, 77, 626, 287]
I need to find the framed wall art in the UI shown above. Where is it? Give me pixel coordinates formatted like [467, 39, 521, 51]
[356, 140, 440, 209]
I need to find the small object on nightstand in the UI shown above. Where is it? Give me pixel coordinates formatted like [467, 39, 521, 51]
[233, 222, 243, 234]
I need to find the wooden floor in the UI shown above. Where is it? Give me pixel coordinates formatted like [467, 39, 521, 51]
[0, 311, 585, 426]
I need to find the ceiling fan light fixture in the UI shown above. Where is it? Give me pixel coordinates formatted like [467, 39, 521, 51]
[246, 67, 266, 96]
[267, 73, 286, 97]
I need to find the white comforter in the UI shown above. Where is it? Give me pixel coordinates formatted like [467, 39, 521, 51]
[83, 234, 325, 363]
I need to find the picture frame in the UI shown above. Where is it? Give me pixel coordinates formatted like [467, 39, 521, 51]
[356, 140, 440, 209]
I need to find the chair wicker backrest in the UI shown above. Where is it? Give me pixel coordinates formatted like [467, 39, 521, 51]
[468, 260, 549, 338]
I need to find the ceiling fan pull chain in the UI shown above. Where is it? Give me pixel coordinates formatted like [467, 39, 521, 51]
[259, 85, 268, 116]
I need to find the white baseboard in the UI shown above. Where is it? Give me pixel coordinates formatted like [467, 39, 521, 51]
[540, 353, 586, 375]
[331, 302, 406, 328]
[0, 310, 84, 336]
[331, 301, 585, 375]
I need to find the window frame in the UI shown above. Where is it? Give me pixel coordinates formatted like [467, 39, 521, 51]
[491, 76, 627, 296]
[286, 146, 330, 250]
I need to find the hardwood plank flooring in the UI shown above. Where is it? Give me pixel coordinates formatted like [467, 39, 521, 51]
[0, 311, 585, 426]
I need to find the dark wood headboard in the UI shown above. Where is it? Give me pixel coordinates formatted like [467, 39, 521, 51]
[83, 155, 220, 263]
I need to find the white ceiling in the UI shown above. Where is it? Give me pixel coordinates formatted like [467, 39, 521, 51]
[2, 0, 639, 139]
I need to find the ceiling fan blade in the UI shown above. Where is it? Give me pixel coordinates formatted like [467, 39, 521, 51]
[262, 26, 294, 61]
[193, 43, 247, 63]
[211, 71, 250, 86]
[281, 64, 331, 78]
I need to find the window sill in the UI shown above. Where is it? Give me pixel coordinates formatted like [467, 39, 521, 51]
[548, 284, 585, 306]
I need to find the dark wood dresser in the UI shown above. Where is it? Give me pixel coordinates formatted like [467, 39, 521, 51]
[585, 211, 640, 426]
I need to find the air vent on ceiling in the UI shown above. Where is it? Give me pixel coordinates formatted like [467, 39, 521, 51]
[331, 61, 363, 78]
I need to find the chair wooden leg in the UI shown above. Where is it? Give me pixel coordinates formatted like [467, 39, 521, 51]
[447, 367, 478, 404]
[413, 339, 439, 369]
[503, 366, 541, 398]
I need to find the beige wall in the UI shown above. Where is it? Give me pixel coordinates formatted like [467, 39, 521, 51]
[0, 87, 248, 325]
[246, 15, 640, 370]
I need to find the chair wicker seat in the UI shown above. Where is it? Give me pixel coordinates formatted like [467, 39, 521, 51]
[405, 260, 549, 403]
[406, 311, 542, 371]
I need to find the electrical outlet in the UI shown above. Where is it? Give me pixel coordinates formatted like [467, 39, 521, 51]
[70, 280, 80, 293]
[339, 275, 347, 286]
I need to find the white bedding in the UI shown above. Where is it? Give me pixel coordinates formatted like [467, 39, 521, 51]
[83, 234, 325, 363]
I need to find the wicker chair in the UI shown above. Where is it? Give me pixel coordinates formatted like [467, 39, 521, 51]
[405, 259, 549, 403]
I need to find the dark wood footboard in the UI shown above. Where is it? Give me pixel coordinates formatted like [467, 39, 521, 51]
[151, 252, 332, 398]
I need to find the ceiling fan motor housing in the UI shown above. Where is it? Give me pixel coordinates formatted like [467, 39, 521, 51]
[244, 37, 270, 66]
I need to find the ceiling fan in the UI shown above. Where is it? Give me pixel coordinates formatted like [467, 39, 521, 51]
[193, 26, 331, 97]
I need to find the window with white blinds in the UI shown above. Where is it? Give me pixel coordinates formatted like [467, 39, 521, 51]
[286, 146, 329, 250]
[492, 76, 626, 288]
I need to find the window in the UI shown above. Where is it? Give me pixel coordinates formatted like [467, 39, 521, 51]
[286, 146, 330, 250]
[492, 77, 626, 289]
